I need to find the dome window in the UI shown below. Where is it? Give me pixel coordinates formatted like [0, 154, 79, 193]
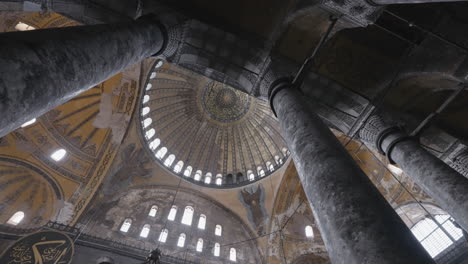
[164, 154, 175, 167]
[143, 95, 150, 104]
[247, 170, 255, 181]
[149, 138, 160, 150]
[215, 174, 223, 185]
[194, 170, 202, 181]
[204, 173, 212, 184]
[142, 107, 150, 116]
[143, 118, 152, 128]
[184, 166, 193, 177]
[174, 161, 184, 173]
[145, 128, 155, 139]
[155, 147, 167, 160]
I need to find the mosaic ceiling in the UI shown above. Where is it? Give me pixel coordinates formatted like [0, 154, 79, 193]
[138, 61, 289, 187]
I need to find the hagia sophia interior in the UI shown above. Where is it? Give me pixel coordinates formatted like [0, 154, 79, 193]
[0, 0, 468, 263]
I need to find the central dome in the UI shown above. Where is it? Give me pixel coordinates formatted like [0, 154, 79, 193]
[202, 82, 252, 123]
[139, 61, 289, 188]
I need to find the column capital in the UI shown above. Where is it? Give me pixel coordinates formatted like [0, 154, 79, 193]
[450, 149, 468, 179]
[359, 114, 414, 163]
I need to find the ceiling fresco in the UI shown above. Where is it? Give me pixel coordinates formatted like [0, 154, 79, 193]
[0, 12, 142, 226]
[138, 62, 290, 187]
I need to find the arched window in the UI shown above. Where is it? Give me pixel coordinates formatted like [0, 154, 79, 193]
[149, 205, 158, 217]
[266, 161, 274, 172]
[215, 224, 222, 236]
[214, 243, 220, 257]
[21, 118, 36, 128]
[177, 233, 186, 247]
[198, 214, 206, 230]
[143, 95, 150, 104]
[51, 149, 67, 161]
[7, 211, 24, 226]
[184, 166, 193, 177]
[155, 147, 167, 160]
[155, 60, 164, 68]
[247, 170, 255, 181]
[194, 170, 202, 181]
[204, 173, 212, 184]
[143, 118, 153, 128]
[146, 83, 152, 91]
[140, 224, 150, 238]
[275, 155, 282, 165]
[164, 154, 176, 167]
[230, 248, 237, 262]
[215, 174, 222, 186]
[120, 218, 132, 232]
[257, 166, 265, 177]
[305, 225, 314, 238]
[168, 205, 177, 221]
[181, 206, 194, 226]
[146, 128, 155, 139]
[174, 161, 184, 173]
[149, 138, 161, 150]
[158, 229, 168, 243]
[142, 107, 150, 115]
[411, 214, 464, 257]
[196, 238, 203, 252]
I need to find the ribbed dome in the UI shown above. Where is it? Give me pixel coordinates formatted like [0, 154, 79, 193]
[138, 61, 289, 187]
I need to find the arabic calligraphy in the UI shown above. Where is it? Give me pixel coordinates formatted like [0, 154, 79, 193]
[0, 231, 74, 264]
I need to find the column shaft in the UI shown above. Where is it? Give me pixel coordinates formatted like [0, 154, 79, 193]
[272, 86, 433, 264]
[0, 16, 165, 137]
[382, 133, 468, 231]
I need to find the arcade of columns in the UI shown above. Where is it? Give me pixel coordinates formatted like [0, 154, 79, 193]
[1, 0, 467, 263]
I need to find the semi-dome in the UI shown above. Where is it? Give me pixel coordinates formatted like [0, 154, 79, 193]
[138, 60, 289, 187]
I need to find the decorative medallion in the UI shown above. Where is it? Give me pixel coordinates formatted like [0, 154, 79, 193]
[202, 82, 252, 123]
[0, 231, 74, 264]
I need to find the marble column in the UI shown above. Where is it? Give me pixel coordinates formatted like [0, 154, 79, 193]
[270, 83, 434, 264]
[360, 114, 468, 232]
[0, 15, 166, 137]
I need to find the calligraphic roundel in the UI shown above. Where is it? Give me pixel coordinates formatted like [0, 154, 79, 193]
[0, 231, 74, 264]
